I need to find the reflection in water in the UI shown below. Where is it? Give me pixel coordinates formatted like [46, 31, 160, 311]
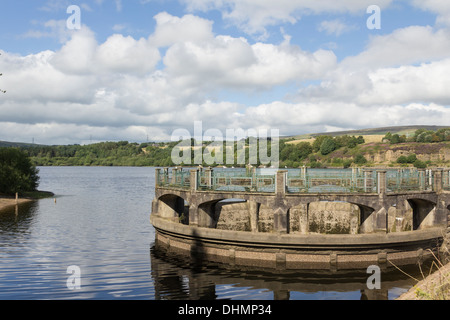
[0, 167, 441, 300]
[150, 242, 433, 300]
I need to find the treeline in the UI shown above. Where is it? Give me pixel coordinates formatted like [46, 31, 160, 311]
[20, 135, 366, 168]
[383, 128, 450, 144]
[25, 141, 176, 167]
[0, 148, 39, 195]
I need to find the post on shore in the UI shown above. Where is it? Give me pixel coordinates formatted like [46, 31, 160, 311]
[15, 192, 18, 204]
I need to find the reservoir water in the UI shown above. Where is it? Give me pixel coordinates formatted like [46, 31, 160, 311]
[0, 166, 429, 300]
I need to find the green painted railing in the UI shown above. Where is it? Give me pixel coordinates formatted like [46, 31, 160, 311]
[156, 167, 450, 194]
[286, 169, 377, 193]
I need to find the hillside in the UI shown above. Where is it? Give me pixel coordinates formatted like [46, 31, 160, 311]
[282, 126, 450, 169]
[0, 140, 44, 148]
[286, 125, 450, 140]
[1, 125, 450, 168]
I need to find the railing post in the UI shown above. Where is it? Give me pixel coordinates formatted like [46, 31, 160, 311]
[163, 167, 169, 185]
[171, 167, 178, 185]
[433, 169, 443, 193]
[363, 169, 373, 193]
[377, 170, 386, 195]
[276, 170, 287, 195]
[155, 168, 161, 187]
[301, 166, 307, 178]
[190, 169, 198, 192]
[418, 169, 425, 191]
[444, 169, 450, 190]
[205, 167, 213, 189]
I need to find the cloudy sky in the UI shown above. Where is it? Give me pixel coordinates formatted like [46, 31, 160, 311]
[0, 0, 450, 145]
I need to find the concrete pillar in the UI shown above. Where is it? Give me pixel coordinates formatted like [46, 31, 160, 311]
[377, 170, 387, 195]
[274, 207, 289, 234]
[205, 167, 213, 188]
[151, 198, 158, 215]
[155, 168, 161, 187]
[374, 206, 388, 233]
[276, 170, 287, 195]
[198, 202, 216, 228]
[433, 169, 443, 193]
[189, 203, 199, 227]
[418, 169, 426, 191]
[248, 201, 260, 232]
[190, 169, 198, 192]
[443, 169, 449, 190]
[171, 167, 178, 185]
[351, 167, 357, 189]
[274, 170, 289, 233]
[163, 167, 169, 185]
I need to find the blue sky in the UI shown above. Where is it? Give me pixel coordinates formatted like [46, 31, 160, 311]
[0, 0, 449, 145]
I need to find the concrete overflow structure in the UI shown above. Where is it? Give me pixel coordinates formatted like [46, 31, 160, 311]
[150, 166, 450, 271]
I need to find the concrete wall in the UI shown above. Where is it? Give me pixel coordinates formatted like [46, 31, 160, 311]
[215, 201, 361, 234]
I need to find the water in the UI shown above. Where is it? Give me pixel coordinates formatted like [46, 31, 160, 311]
[0, 166, 425, 300]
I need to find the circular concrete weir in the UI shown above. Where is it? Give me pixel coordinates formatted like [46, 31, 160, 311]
[151, 215, 444, 271]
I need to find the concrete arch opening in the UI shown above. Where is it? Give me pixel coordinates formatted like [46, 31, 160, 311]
[289, 201, 374, 235]
[356, 204, 376, 234]
[157, 194, 189, 225]
[198, 198, 263, 232]
[407, 199, 436, 230]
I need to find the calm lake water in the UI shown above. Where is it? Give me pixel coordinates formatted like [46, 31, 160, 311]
[0, 166, 426, 300]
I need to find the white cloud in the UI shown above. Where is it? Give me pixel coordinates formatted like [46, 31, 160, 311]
[340, 26, 450, 70]
[163, 33, 337, 91]
[412, 0, 450, 26]
[318, 19, 356, 36]
[2, 7, 450, 145]
[149, 12, 214, 47]
[182, 0, 393, 37]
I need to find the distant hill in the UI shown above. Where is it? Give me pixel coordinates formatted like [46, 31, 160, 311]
[0, 140, 44, 148]
[286, 125, 450, 140]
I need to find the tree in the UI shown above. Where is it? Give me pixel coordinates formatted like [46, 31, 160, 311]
[312, 135, 332, 152]
[0, 148, 40, 195]
[320, 137, 337, 155]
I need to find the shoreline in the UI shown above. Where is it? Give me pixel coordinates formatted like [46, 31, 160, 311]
[0, 197, 33, 212]
[396, 261, 450, 300]
[0, 191, 54, 212]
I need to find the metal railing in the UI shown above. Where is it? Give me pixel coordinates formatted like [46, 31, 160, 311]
[197, 169, 276, 193]
[286, 169, 377, 193]
[156, 168, 190, 189]
[156, 167, 450, 194]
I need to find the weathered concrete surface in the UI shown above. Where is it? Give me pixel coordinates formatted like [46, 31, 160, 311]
[151, 168, 450, 270]
[151, 215, 444, 270]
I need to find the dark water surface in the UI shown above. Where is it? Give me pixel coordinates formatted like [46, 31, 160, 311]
[0, 167, 424, 300]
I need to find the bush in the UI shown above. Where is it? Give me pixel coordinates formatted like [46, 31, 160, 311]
[0, 148, 40, 195]
[354, 154, 367, 165]
[413, 159, 427, 169]
[397, 154, 417, 164]
[320, 138, 337, 155]
[343, 159, 353, 168]
[397, 155, 408, 164]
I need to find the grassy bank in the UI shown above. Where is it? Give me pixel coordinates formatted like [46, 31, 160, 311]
[397, 260, 450, 300]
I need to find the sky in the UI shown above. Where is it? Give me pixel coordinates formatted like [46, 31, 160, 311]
[0, 0, 450, 145]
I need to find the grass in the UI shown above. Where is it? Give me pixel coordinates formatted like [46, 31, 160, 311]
[20, 190, 55, 199]
[395, 248, 450, 300]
